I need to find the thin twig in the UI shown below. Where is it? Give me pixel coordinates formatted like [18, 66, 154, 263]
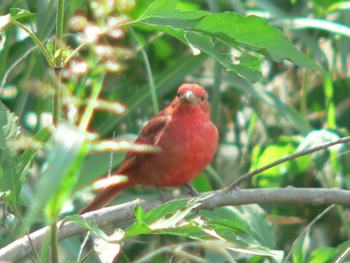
[0, 46, 37, 92]
[79, 249, 94, 263]
[228, 136, 350, 189]
[2, 187, 350, 261]
[77, 232, 90, 262]
[335, 246, 350, 263]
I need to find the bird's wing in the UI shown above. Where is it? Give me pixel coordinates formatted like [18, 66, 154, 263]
[117, 107, 171, 174]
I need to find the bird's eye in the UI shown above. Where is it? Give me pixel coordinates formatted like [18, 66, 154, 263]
[201, 93, 208, 101]
[177, 92, 181, 97]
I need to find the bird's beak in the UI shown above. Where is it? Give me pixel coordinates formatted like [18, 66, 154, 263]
[180, 90, 197, 104]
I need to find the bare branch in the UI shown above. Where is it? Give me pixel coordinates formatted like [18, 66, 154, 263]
[1, 187, 350, 261]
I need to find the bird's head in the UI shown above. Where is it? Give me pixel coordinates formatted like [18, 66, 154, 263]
[172, 83, 210, 115]
[177, 83, 208, 104]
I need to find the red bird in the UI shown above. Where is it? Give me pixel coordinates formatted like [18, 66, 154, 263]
[80, 83, 218, 213]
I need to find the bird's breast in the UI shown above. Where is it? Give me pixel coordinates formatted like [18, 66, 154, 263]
[153, 111, 218, 186]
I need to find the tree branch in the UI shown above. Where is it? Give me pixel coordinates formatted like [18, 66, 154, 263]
[1, 187, 350, 261]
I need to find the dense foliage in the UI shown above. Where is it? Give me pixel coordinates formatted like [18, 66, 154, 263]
[1, 0, 350, 262]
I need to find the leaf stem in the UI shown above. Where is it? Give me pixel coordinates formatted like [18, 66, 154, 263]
[79, 75, 105, 131]
[10, 20, 54, 68]
[53, 0, 65, 126]
[55, 0, 65, 68]
[50, 219, 59, 263]
[129, 28, 159, 113]
[53, 70, 62, 126]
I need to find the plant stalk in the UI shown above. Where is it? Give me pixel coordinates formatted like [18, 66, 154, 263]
[50, 220, 59, 263]
[53, 0, 65, 126]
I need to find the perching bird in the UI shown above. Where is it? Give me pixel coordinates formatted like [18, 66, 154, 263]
[80, 83, 218, 213]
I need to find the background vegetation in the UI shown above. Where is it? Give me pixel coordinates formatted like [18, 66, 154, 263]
[1, 0, 350, 262]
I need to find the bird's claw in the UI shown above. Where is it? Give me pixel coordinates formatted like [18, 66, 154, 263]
[186, 184, 199, 197]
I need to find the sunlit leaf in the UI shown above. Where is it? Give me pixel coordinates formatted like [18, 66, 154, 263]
[324, 1, 350, 14]
[0, 15, 10, 30]
[309, 247, 337, 263]
[126, 198, 200, 237]
[93, 229, 124, 263]
[125, 199, 283, 261]
[0, 8, 35, 30]
[89, 175, 128, 191]
[88, 139, 160, 153]
[298, 130, 341, 151]
[136, 0, 321, 83]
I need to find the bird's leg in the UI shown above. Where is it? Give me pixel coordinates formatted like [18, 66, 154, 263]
[185, 183, 199, 196]
[156, 186, 167, 203]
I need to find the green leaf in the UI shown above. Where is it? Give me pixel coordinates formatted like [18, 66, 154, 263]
[62, 214, 106, 237]
[137, 0, 177, 20]
[126, 198, 201, 237]
[298, 129, 341, 152]
[16, 129, 50, 182]
[0, 9, 35, 30]
[45, 125, 86, 219]
[136, 0, 321, 82]
[231, 205, 275, 248]
[135, 205, 146, 224]
[325, 1, 350, 13]
[251, 140, 312, 188]
[252, 144, 294, 187]
[126, 200, 282, 261]
[0, 101, 21, 204]
[309, 247, 337, 263]
[297, 129, 341, 168]
[183, 31, 263, 81]
[292, 230, 310, 263]
[23, 124, 85, 228]
[64, 213, 126, 262]
[0, 102, 20, 151]
[9, 8, 35, 22]
[191, 173, 212, 192]
[0, 110, 49, 208]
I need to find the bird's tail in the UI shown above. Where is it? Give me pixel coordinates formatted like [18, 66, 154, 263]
[79, 180, 132, 214]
